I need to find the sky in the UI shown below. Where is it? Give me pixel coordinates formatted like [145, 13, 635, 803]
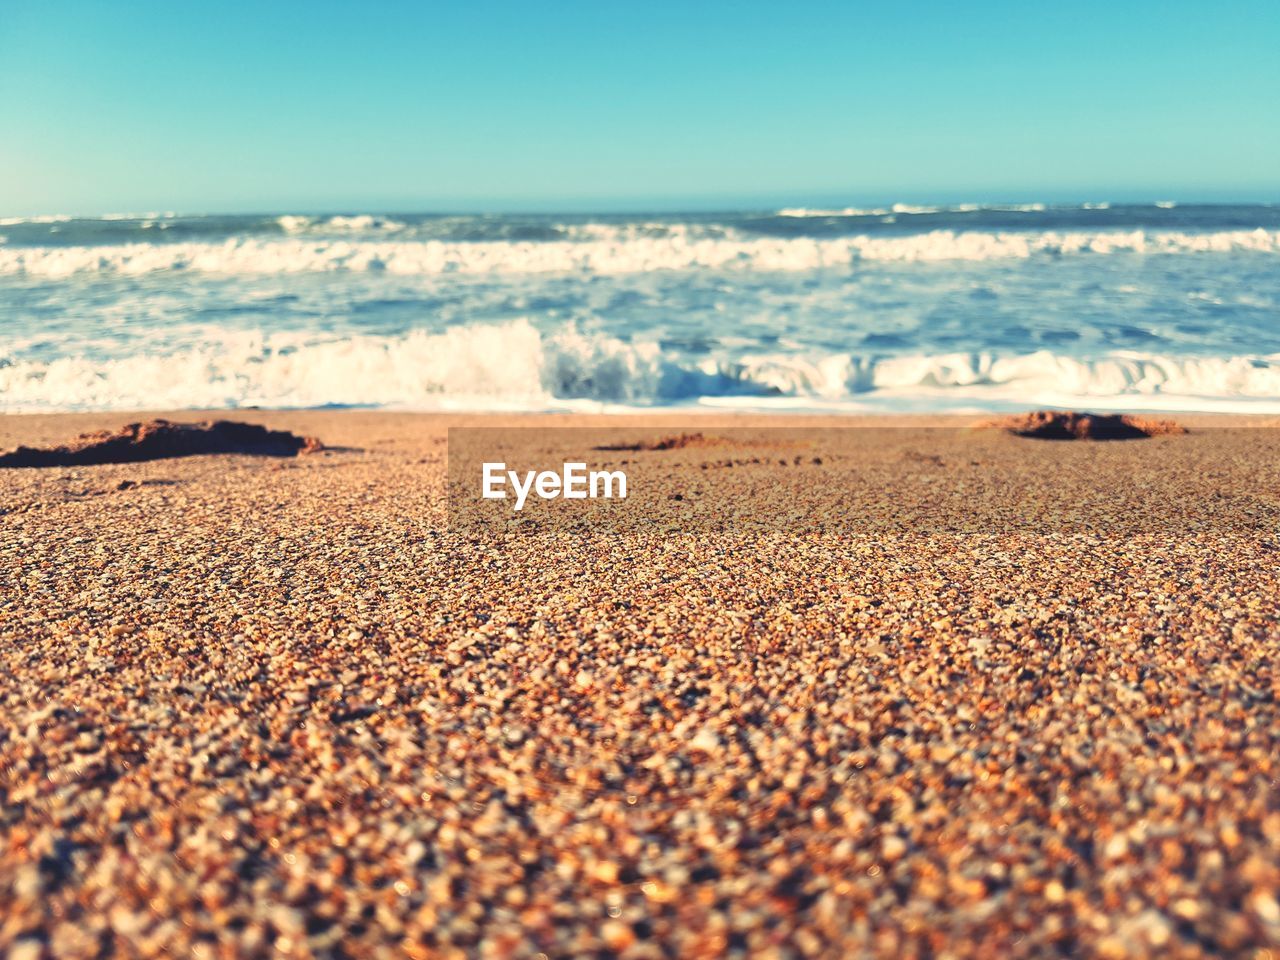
[0, 0, 1277, 215]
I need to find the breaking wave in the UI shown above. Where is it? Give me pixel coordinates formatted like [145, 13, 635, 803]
[3, 228, 1278, 277]
[276, 214, 409, 234]
[4, 320, 1280, 413]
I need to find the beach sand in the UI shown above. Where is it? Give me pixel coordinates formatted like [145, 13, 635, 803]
[2, 411, 1279, 958]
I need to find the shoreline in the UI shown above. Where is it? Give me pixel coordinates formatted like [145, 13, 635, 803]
[3, 406, 1278, 437]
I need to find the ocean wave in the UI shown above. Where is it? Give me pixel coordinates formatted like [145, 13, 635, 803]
[3, 228, 1278, 278]
[778, 202, 1051, 217]
[100, 211, 179, 221]
[4, 320, 1280, 413]
[776, 207, 892, 217]
[726, 350, 1280, 403]
[774, 204, 951, 217]
[277, 214, 409, 234]
[0, 214, 73, 226]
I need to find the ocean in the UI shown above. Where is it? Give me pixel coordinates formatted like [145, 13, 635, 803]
[2, 203, 1279, 413]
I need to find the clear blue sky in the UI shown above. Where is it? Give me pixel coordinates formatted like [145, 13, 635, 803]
[1, 0, 1277, 214]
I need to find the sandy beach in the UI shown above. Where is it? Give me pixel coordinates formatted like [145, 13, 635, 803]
[3, 411, 1280, 959]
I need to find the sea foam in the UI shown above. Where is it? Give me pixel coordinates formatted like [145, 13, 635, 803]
[2, 228, 1279, 278]
[4, 320, 1280, 413]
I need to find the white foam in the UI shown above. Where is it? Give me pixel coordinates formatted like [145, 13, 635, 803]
[0, 321, 547, 411]
[4, 228, 1278, 278]
[4, 321, 1280, 413]
[277, 214, 408, 234]
[776, 206, 890, 217]
[779, 202, 1049, 217]
[0, 214, 72, 226]
[99, 211, 176, 221]
[275, 215, 311, 233]
[739, 350, 1280, 404]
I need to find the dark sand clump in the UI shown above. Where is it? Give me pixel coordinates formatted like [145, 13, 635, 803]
[988, 410, 1187, 440]
[594, 431, 726, 452]
[0, 419, 323, 468]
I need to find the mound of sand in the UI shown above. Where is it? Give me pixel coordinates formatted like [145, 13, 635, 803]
[0, 419, 323, 468]
[986, 410, 1187, 440]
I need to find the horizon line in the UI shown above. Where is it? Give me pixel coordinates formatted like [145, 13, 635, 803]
[6, 195, 1280, 221]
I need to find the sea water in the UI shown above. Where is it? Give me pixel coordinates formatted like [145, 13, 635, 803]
[1, 203, 1278, 413]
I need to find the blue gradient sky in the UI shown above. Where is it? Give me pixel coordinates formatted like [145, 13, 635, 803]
[1, 0, 1277, 214]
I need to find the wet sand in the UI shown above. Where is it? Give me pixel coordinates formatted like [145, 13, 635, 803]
[2, 411, 1280, 959]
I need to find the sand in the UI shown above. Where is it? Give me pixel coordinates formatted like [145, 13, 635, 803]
[2, 411, 1279, 959]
